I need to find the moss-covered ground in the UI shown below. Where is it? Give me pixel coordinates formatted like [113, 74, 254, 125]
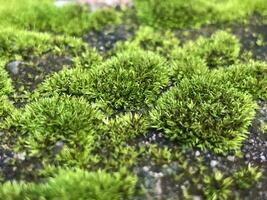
[0, 0, 267, 199]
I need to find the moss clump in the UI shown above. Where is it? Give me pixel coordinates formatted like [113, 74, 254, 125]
[115, 26, 180, 58]
[38, 50, 169, 113]
[0, 168, 137, 200]
[0, 28, 101, 64]
[134, 0, 267, 29]
[5, 96, 104, 166]
[0, 96, 14, 123]
[172, 31, 240, 69]
[216, 60, 267, 100]
[0, 61, 13, 96]
[90, 50, 169, 112]
[149, 74, 256, 153]
[0, 0, 120, 36]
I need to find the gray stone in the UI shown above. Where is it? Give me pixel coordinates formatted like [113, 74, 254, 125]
[210, 160, 218, 167]
[6, 61, 21, 75]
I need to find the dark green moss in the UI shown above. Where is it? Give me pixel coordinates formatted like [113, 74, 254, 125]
[149, 74, 256, 153]
[0, 0, 121, 36]
[0, 168, 137, 200]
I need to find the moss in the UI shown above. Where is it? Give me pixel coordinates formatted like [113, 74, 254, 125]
[134, 0, 267, 29]
[5, 95, 104, 167]
[0, 60, 13, 96]
[172, 31, 240, 69]
[37, 50, 169, 113]
[0, 168, 137, 200]
[0, 96, 14, 124]
[149, 74, 256, 153]
[215, 60, 267, 100]
[0, 28, 101, 65]
[203, 169, 233, 200]
[115, 26, 180, 58]
[0, 0, 121, 36]
[90, 50, 169, 112]
[233, 164, 262, 190]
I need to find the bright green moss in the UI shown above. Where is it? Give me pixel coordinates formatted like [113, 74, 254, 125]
[149, 74, 256, 153]
[0, 60, 13, 96]
[0, 168, 137, 200]
[215, 60, 267, 100]
[38, 50, 169, 113]
[170, 51, 208, 82]
[134, 0, 267, 29]
[0, 28, 101, 65]
[172, 31, 240, 69]
[90, 50, 170, 112]
[5, 96, 104, 167]
[0, 96, 14, 124]
[0, 0, 121, 36]
[101, 113, 147, 145]
[115, 26, 180, 58]
[35, 67, 94, 100]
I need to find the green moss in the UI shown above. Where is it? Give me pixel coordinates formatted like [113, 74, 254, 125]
[0, 168, 137, 200]
[215, 60, 267, 100]
[5, 95, 104, 167]
[90, 50, 169, 112]
[115, 26, 180, 58]
[100, 113, 147, 145]
[0, 60, 13, 96]
[203, 169, 233, 200]
[172, 31, 240, 69]
[0, 96, 14, 124]
[0, 28, 101, 65]
[149, 74, 256, 153]
[134, 0, 267, 29]
[0, 0, 121, 36]
[233, 164, 262, 190]
[170, 51, 208, 82]
[37, 50, 169, 113]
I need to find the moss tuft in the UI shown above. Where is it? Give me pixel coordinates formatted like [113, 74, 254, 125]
[0, 28, 101, 63]
[172, 31, 240, 69]
[216, 60, 267, 100]
[5, 96, 104, 166]
[0, 168, 137, 200]
[115, 26, 180, 58]
[149, 74, 256, 153]
[37, 50, 169, 113]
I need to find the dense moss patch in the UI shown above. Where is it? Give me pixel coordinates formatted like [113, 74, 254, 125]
[0, 168, 137, 200]
[134, 0, 267, 29]
[172, 31, 241, 69]
[5, 96, 104, 167]
[149, 74, 256, 153]
[115, 26, 180, 58]
[0, 0, 121, 36]
[0, 28, 100, 62]
[37, 50, 169, 113]
[216, 60, 267, 100]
